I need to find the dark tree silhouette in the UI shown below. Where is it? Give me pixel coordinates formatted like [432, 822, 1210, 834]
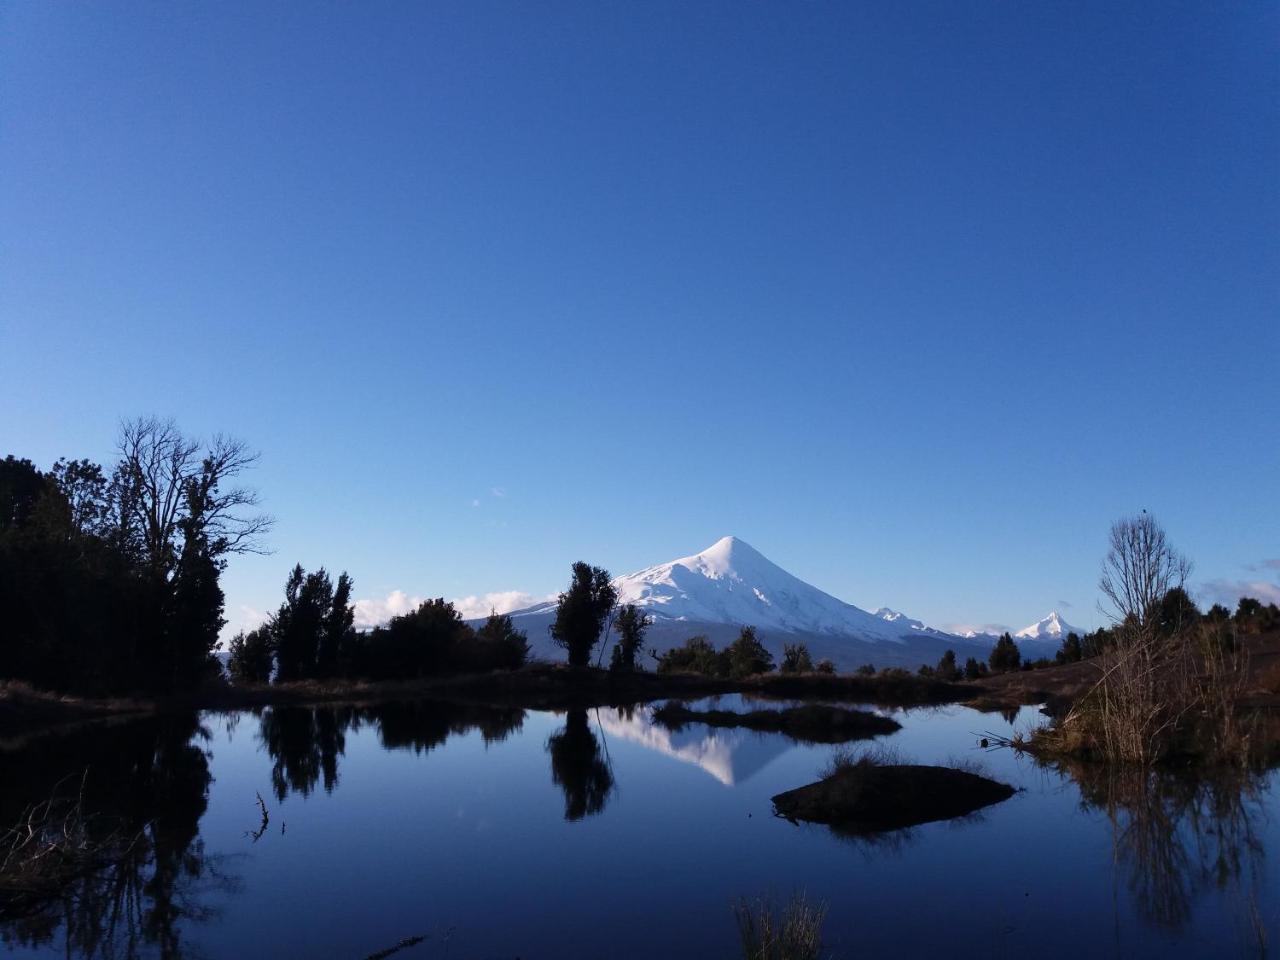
[227, 626, 273, 683]
[550, 562, 617, 667]
[934, 649, 960, 681]
[0, 419, 270, 695]
[780, 643, 815, 674]
[472, 612, 531, 671]
[654, 635, 722, 675]
[725, 626, 774, 678]
[989, 633, 1021, 673]
[609, 604, 651, 673]
[269, 566, 356, 682]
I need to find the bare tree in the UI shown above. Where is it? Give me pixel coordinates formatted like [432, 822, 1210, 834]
[1099, 512, 1192, 628]
[111, 416, 272, 579]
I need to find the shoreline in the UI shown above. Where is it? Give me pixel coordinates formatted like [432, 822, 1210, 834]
[0, 665, 981, 744]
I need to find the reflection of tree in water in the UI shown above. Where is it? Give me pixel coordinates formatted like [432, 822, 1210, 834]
[1065, 761, 1265, 932]
[547, 710, 615, 821]
[256, 701, 526, 801]
[371, 700, 524, 754]
[0, 714, 236, 959]
[258, 705, 359, 801]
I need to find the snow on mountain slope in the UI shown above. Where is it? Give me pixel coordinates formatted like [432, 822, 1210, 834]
[1014, 611, 1081, 643]
[516, 536, 949, 646]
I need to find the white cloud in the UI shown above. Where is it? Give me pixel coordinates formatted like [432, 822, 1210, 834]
[490, 487, 507, 498]
[353, 590, 424, 630]
[216, 605, 270, 650]
[450, 591, 553, 621]
[351, 588, 554, 628]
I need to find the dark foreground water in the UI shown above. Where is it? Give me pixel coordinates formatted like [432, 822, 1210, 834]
[1, 697, 1275, 959]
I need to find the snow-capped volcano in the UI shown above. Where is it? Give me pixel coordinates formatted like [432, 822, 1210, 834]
[508, 536, 971, 667]
[1014, 611, 1081, 643]
[611, 536, 946, 642]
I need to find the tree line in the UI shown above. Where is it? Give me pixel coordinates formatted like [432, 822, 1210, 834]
[0, 418, 269, 694]
[5, 428, 1277, 698]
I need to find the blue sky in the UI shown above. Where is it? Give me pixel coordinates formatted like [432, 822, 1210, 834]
[2, 2, 1277, 637]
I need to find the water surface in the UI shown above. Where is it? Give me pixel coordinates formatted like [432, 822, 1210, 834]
[1, 697, 1275, 958]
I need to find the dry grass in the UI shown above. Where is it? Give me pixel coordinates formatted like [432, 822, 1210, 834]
[0, 775, 138, 913]
[1028, 622, 1257, 767]
[821, 743, 903, 778]
[733, 893, 828, 960]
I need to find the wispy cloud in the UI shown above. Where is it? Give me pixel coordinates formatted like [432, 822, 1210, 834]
[490, 487, 506, 498]
[1056, 599, 1073, 609]
[1198, 559, 1280, 609]
[1200, 578, 1280, 608]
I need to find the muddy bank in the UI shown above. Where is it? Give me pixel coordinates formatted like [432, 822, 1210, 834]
[652, 702, 900, 743]
[772, 763, 1015, 833]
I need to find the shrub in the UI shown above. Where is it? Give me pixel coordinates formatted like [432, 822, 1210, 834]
[655, 636, 724, 676]
[855, 663, 876, 676]
[361, 599, 472, 679]
[815, 659, 836, 675]
[780, 643, 814, 674]
[725, 627, 774, 678]
[962, 656, 987, 680]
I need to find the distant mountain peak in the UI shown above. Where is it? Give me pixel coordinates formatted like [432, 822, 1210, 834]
[601, 537, 944, 644]
[1014, 611, 1080, 642]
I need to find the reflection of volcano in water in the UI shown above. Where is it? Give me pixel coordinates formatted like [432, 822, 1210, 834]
[597, 707, 792, 786]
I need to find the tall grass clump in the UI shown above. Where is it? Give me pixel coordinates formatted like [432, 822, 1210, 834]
[733, 893, 827, 960]
[1035, 514, 1253, 767]
[0, 776, 135, 913]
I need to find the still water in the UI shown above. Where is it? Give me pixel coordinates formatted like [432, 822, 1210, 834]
[1, 697, 1275, 959]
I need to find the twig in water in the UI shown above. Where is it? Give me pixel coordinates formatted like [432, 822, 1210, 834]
[361, 935, 426, 960]
[245, 792, 270, 843]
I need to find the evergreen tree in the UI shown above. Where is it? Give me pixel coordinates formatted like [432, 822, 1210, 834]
[550, 562, 617, 667]
[989, 633, 1021, 673]
[1056, 632, 1083, 664]
[935, 649, 960, 681]
[316, 572, 355, 677]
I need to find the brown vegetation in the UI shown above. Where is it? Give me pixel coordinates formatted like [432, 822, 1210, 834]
[733, 893, 827, 960]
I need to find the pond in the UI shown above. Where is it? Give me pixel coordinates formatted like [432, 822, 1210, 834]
[1, 696, 1275, 959]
